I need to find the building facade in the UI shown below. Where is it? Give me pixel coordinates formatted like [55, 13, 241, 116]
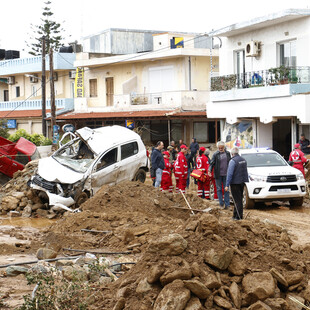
[208, 9, 310, 158]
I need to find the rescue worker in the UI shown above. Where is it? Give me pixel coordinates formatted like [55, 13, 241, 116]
[161, 151, 173, 192]
[151, 141, 165, 187]
[196, 146, 210, 199]
[299, 133, 310, 155]
[289, 143, 307, 177]
[205, 148, 218, 200]
[174, 144, 188, 194]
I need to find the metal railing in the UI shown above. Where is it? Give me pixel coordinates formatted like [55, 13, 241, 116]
[211, 66, 310, 91]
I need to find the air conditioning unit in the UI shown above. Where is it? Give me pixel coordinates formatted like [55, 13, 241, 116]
[69, 70, 76, 79]
[7, 76, 15, 85]
[246, 41, 260, 57]
[30, 75, 38, 83]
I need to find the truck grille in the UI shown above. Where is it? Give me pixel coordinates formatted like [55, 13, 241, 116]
[267, 175, 297, 183]
[32, 175, 56, 193]
[269, 185, 298, 192]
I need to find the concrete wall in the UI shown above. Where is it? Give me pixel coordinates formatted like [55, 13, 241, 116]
[219, 16, 310, 75]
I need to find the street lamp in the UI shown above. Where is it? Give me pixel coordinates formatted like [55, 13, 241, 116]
[25, 73, 46, 137]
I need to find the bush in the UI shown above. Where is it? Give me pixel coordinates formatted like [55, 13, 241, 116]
[8, 129, 52, 146]
[0, 119, 9, 139]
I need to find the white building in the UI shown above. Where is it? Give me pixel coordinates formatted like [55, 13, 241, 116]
[207, 9, 310, 158]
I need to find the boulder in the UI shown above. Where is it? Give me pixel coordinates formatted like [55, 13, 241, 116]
[22, 205, 32, 218]
[11, 191, 25, 200]
[154, 279, 191, 310]
[213, 295, 232, 309]
[228, 255, 247, 276]
[1, 196, 19, 211]
[285, 271, 304, 286]
[184, 296, 204, 310]
[62, 265, 88, 281]
[36, 248, 57, 260]
[136, 277, 153, 294]
[247, 301, 272, 310]
[270, 268, 288, 288]
[198, 213, 219, 235]
[264, 298, 288, 310]
[147, 265, 165, 284]
[204, 248, 234, 270]
[229, 281, 241, 309]
[203, 272, 221, 289]
[148, 234, 188, 256]
[160, 265, 192, 286]
[184, 278, 211, 299]
[242, 272, 275, 303]
[6, 266, 29, 277]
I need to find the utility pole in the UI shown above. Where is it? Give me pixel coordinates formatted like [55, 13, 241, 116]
[49, 48, 56, 146]
[41, 37, 46, 137]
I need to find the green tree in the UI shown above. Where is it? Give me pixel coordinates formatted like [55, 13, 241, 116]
[26, 0, 65, 56]
[0, 119, 9, 139]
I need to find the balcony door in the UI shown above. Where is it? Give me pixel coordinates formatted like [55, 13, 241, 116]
[235, 50, 245, 88]
[106, 77, 114, 107]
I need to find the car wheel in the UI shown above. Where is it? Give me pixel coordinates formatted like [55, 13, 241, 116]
[134, 168, 146, 183]
[75, 192, 89, 208]
[243, 187, 255, 209]
[289, 197, 304, 207]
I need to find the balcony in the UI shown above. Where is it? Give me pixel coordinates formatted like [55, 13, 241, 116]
[0, 53, 75, 76]
[211, 66, 310, 102]
[0, 98, 74, 112]
[113, 90, 209, 111]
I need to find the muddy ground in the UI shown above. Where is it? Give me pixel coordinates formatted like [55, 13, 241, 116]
[1, 177, 310, 309]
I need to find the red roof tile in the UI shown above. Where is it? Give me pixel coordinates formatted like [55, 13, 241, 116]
[0, 110, 52, 119]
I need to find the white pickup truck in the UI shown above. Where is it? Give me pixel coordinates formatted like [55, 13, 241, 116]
[240, 148, 306, 208]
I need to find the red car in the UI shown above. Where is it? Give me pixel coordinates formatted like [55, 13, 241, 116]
[0, 136, 39, 178]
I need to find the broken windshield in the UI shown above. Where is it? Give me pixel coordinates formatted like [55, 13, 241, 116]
[52, 139, 95, 173]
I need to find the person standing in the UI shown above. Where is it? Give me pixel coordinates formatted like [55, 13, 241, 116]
[170, 140, 178, 162]
[161, 151, 173, 192]
[151, 141, 165, 187]
[186, 148, 194, 188]
[289, 143, 307, 177]
[174, 144, 188, 194]
[190, 138, 199, 163]
[299, 133, 310, 155]
[208, 141, 231, 208]
[225, 147, 249, 220]
[196, 147, 210, 199]
[205, 148, 218, 200]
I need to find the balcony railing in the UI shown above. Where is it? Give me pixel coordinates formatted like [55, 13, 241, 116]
[211, 66, 310, 91]
[0, 98, 74, 111]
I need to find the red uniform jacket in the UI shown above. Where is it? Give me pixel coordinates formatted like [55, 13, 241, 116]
[174, 152, 188, 178]
[196, 154, 209, 174]
[163, 158, 172, 177]
[289, 149, 307, 176]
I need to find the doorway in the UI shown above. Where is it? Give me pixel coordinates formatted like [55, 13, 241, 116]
[272, 119, 291, 159]
[106, 77, 114, 107]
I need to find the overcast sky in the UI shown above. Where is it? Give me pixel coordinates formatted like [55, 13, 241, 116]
[1, 0, 309, 56]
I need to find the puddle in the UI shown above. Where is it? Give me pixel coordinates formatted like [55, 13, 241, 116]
[0, 217, 54, 229]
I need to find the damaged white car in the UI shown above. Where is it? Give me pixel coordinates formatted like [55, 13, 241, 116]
[28, 126, 149, 211]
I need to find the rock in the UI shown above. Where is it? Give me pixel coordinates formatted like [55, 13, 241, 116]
[285, 271, 304, 286]
[160, 264, 192, 285]
[185, 220, 199, 232]
[247, 301, 272, 310]
[264, 298, 288, 310]
[204, 248, 234, 270]
[6, 266, 29, 276]
[55, 260, 74, 268]
[62, 265, 88, 281]
[22, 205, 32, 217]
[228, 255, 247, 276]
[136, 277, 153, 294]
[229, 282, 241, 309]
[270, 268, 288, 288]
[147, 265, 165, 284]
[198, 213, 219, 235]
[113, 297, 125, 310]
[74, 256, 96, 266]
[184, 278, 211, 299]
[36, 209, 48, 217]
[1, 196, 19, 211]
[154, 279, 191, 310]
[36, 248, 57, 260]
[11, 192, 25, 200]
[148, 234, 188, 256]
[184, 296, 204, 310]
[191, 262, 200, 277]
[242, 272, 275, 303]
[304, 284, 310, 302]
[99, 276, 112, 286]
[203, 272, 221, 289]
[279, 231, 292, 246]
[213, 295, 232, 309]
[154, 199, 160, 206]
[30, 264, 49, 274]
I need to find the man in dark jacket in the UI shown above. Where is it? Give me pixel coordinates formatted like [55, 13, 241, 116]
[208, 141, 231, 208]
[151, 141, 165, 187]
[299, 133, 310, 155]
[225, 147, 249, 220]
[189, 138, 199, 161]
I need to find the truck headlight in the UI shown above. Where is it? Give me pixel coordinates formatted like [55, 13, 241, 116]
[297, 173, 304, 181]
[249, 173, 267, 182]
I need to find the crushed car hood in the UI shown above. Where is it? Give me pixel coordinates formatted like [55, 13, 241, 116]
[37, 157, 84, 184]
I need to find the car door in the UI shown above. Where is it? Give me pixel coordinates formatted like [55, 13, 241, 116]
[90, 147, 119, 195]
[118, 141, 140, 183]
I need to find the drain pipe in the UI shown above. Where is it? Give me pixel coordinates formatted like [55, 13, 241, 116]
[188, 57, 192, 90]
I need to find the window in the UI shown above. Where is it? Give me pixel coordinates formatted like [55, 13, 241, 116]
[89, 79, 97, 97]
[194, 122, 208, 143]
[121, 142, 138, 160]
[31, 85, 37, 97]
[95, 148, 118, 171]
[16, 86, 20, 98]
[279, 40, 296, 67]
[3, 90, 8, 101]
[85, 121, 103, 129]
[15, 152, 29, 165]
